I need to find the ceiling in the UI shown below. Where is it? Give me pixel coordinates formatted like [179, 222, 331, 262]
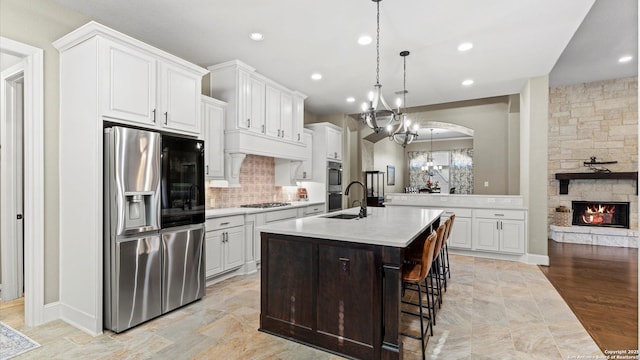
[52, 0, 636, 116]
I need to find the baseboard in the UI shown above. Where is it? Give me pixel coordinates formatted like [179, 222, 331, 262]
[59, 302, 102, 336]
[527, 253, 549, 266]
[42, 302, 61, 323]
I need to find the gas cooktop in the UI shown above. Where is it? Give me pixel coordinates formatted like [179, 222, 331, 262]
[240, 202, 291, 208]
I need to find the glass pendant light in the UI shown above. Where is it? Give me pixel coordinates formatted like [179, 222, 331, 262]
[360, 0, 398, 133]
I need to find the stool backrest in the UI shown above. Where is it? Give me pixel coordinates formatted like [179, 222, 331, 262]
[433, 222, 447, 257]
[445, 213, 456, 241]
[418, 231, 438, 280]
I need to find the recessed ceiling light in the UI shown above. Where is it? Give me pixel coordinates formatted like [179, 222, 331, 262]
[462, 79, 474, 86]
[311, 73, 322, 80]
[457, 42, 473, 52]
[618, 55, 633, 63]
[346, 97, 355, 103]
[358, 35, 372, 45]
[249, 33, 264, 41]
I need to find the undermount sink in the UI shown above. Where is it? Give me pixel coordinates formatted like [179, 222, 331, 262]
[324, 213, 361, 220]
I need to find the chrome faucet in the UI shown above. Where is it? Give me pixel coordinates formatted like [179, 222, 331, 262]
[345, 180, 367, 218]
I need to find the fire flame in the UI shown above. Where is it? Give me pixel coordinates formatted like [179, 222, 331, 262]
[581, 204, 615, 225]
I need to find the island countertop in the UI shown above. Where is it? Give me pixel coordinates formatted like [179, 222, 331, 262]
[257, 206, 443, 247]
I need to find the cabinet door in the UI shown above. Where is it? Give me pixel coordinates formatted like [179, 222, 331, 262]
[202, 99, 225, 179]
[160, 62, 201, 134]
[237, 70, 251, 130]
[292, 95, 305, 142]
[205, 230, 223, 277]
[249, 76, 265, 133]
[296, 132, 313, 180]
[326, 127, 342, 160]
[225, 226, 245, 269]
[473, 218, 500, 251]
[101, 40, 156, 125]
[265, 85, 281, 138]
[280, 92, 293, 141]
[448, 217, 472, 249]
[500, 220, 525, 254]
[317, 244, 377, 348]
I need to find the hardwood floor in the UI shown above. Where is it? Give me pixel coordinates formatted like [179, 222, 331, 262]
[539, 239, 638, 353]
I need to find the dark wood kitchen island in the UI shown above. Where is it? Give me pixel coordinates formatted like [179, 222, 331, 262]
[258, 206, 442, 360]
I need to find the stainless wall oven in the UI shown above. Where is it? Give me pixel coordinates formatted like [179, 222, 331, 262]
[327, 161, 342, 212]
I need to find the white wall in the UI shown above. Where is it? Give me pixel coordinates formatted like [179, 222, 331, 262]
[0, 0, 90, 303]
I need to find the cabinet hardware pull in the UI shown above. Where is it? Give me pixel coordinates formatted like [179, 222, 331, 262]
[334, 152, 337, 158]
[152, 108, 156, 122]
[247, 118, 251, 128]
[298, 133, 300, 141]
[206, 165, 209, 175]
[164, 111, 168, 125]
[339, 257, 350, 273]
[496, 221, 499, 230]
[261, 124, 265, 133]
[220, 222, 230, 226]
[500, 221, 503, 230]
[494, 214, 504, 216]
[277, 129, 281, 137]
[281, 130, 284, 137]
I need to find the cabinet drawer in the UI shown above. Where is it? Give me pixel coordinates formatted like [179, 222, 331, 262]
[304, 204, 325, 215]
[441, 208, 472, 218]
[265, 208, 298, 223]
[474, 209, 525, 220]
[206, 215, 245, 231]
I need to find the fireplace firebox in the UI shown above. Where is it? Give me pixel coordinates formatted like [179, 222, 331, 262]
[571, 201, 630, 229]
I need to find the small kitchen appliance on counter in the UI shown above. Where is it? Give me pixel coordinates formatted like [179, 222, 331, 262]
[104, 126, 205, 333]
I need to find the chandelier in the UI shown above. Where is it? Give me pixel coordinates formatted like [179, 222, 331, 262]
[388, 50, 418, 147]
[421, 129, 442, 175]
[360, 0, 398, 133]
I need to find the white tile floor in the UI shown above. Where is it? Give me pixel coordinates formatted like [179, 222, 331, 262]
[0, 254, 603, 359]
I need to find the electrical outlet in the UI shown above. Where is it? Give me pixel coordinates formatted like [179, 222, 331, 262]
[209, 198, 215, 208]
[484, 181, 489, 187]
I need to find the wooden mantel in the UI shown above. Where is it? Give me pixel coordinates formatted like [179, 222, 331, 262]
[555, 172, 638, 195]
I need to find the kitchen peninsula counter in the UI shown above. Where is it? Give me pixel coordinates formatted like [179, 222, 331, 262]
[258, 206, 442, 360]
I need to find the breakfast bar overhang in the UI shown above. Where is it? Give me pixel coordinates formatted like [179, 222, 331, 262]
[258, 207, 443, 360]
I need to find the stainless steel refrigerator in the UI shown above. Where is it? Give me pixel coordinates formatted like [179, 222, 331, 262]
[104, 126, 205, 333]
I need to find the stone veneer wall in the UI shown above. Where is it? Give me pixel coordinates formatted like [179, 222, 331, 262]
[206, 155, 298, 208]
[548, 76, 638, 231]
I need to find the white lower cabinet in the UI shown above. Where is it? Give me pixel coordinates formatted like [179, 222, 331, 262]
[254, 208, 299, 264]
[441, 209, 472, 250]
[205, 216, 245, 278]
[472, 210, 526, 254]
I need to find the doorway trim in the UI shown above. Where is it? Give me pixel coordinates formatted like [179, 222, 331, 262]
[1, 63, 25, 302]
[0, 37, 44, 327]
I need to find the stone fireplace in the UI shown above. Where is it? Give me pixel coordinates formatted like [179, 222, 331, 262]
[571, 201, 630, 229]
[548, 76, 638, 248]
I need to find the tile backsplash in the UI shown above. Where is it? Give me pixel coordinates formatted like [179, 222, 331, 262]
[206, 155, 299, 208]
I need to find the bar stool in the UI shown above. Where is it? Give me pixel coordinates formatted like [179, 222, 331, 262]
[401, 231, 438, 360]
[443, 214, 455, 281]
[431, 221, 448, 308]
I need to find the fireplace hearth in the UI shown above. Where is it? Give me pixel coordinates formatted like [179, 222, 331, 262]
[572, 201, 630, 229]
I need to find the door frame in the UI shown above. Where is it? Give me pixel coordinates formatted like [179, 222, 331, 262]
[0, 36, 44, 327]
[1, 62, 25, 301]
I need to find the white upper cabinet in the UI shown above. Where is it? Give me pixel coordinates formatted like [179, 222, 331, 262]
[295, 129, 313, 180]
[326, 126, 342, 161]
[159, 62, 201, 133]
[100, 38, 205, 135]
[237, 70, 265, 133]
[292, 93, 305, 143]
[209, 60, 306, 144]
[101, 40, 157, 125]
[202, 95, 227, 180]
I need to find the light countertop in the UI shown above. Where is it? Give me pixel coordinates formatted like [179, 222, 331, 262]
[257, 206, 443, 247]
[205, 201, 325, 218]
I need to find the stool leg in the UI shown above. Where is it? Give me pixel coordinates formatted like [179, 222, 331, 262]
[445, 243, 451, 279]
[417, 281, 426, 360]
